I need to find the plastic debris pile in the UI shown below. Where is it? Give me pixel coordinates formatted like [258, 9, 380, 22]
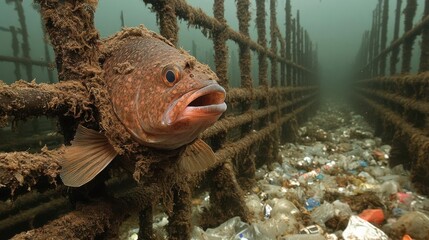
[124, 103, 429, 240]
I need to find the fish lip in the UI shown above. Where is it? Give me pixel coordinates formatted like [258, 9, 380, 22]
[163, 82, 227, 126]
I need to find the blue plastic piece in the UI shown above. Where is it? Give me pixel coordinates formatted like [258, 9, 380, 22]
[305, 197, 321, 211]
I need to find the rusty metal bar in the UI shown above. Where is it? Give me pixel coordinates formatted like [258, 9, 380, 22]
[237, 0, 252, 89]
[356, 87, 429, 114]
[0, 148, 62, 193]
[152, 0, 179, 46]
[292, 18, 297, 85]
[401, 0, 418, 73]
[356, 73, 429, 87]
[0, 198, 69, 236]
[9, 26, 22, 80]
[254, 0, 272, 164]
[256, 0, 268, 87]
[204, 161, 250, 227]
[372, 0, 382, 76]
[120, 11, 125, 28]
[0, 80, 91, 119]
[166, 184, 192, 239]
[11, 202, 122, 240]
[270, 0, 278, 87]
[300, 27, 304, 84]
[379, 0, 389, 75]
[420, 0, 429, 72]
[269, 0, 280, 163]
[391, 0, 403, 75]
[278, 26, 286, 87]
[37, 10, 55, 84]
[226, 86, 317, 104]
[211, 0, 228, 151]
[12, 0, 33, 80]
[236, 0, 253, 136]
[296, 11, 301, 85]
[0, 55, 50, 68]
[285, 0, 292, 86]
[212, 0, 228, 90]
[367, 10, 376, 77]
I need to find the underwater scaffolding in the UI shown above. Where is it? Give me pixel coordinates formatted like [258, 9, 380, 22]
[354, 0, 429, 194]
[0, 0, 318, 239]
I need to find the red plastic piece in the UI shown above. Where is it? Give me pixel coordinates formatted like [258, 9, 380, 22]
[402, 234, 413, 240]
[358, 209, 385, 225]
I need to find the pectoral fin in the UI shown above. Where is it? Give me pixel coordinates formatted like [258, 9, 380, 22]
[179, 139, 218, 173]
[60, 125, 118, 187]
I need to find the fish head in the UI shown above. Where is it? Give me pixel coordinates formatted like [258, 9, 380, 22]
[104, 32, 226, 150]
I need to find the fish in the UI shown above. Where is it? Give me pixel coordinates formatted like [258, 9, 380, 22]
[60, 27, 227, 187]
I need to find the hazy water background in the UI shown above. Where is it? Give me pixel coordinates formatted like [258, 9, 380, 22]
[0, 0, 425, 94]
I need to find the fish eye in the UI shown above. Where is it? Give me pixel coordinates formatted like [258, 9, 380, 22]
[166, 70, 175, 83]
[162, 64, 181, 86]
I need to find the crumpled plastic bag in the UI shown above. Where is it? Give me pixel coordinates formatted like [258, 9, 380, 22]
[342, 216, 388, 240]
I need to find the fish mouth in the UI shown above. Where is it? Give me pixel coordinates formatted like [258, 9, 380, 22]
[164, 83, 227, 125]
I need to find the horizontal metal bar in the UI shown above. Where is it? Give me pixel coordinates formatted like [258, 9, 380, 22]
[227, 86, 317, 103]
[0, 198, 69, 234]
[0, 80, 92, 119]
[355, 93, 429, 144]
[214, 99, 316, 163]
[0, 55, 51, 67]
[0, 148, 63, 191]
[203, 92, 316, 139]
[355, 72, 429, 86]
[356, 87, 429, 114]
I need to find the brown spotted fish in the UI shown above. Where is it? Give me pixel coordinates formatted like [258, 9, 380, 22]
[60, 27, 227, 187]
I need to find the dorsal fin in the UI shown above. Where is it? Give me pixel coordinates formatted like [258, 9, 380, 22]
[179, 139, 218, 173]
[60, 125, 118, 187]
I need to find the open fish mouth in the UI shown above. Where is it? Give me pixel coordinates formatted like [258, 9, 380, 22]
[164, 83, 227, 126]
[184, 84, 226, 113]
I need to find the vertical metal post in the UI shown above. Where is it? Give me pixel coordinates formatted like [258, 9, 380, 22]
[213, 0, 228, 89]
[372, 0, 382, 76]
[280, 34, 286, 87]
[296, 11, 301, 85]
[270, 0, 278, 87]
[292, 18, 297, 85]
[237, 0, 252, 90]
[285, 0, 292, 86]
[120, 10, 125, 28]
[256, 0, 268, 88]
[14, 0, 33, 80]
[158, 0, 179, 46]
[237, 0, 252, 135]
[390, 0, 403, 75]
[401, 0, 417, 73]
[367, 10, 376, 77]
[419, 0, 429, 72]
[191, 40, 197, 58]
[212, 0, 228, 150]
[379, 0, 389, 75]
[9, 26, 22, 80]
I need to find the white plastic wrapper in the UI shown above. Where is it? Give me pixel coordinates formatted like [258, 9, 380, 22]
[342, 216, 388, 240]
